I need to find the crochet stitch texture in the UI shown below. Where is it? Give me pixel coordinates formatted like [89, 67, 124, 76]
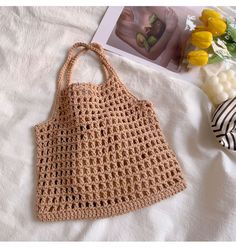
[34, 42, 187, 222]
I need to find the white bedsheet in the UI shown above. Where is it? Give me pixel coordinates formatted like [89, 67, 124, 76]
[0, 6, 236, 241]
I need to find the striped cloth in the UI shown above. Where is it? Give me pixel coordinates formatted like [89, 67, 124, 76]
[211, 97, 236, 150]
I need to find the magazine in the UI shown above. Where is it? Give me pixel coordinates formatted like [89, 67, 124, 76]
[91, 6, 205, 80]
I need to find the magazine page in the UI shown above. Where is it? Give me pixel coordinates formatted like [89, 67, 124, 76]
[92, 6, 206, 82]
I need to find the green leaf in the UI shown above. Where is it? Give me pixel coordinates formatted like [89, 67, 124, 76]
[226, 19, 236, 42]
[208, 53, 224, 64]
[226, 43, 236, 57]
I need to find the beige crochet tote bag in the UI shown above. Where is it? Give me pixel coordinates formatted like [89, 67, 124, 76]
[34, 42, 187, 222]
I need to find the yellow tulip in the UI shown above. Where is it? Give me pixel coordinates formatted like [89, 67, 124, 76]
[191, 31, 213, 49]
[187, 50, 209, 66]
[193, 26, 206, 32]
[207, 17, 227, 36]
[199, 8, 222, 24]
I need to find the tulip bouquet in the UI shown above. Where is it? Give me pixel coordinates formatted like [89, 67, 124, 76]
[187, 8, 236, 66]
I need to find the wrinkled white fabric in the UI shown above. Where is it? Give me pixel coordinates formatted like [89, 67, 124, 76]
[0, 6, 236, 241]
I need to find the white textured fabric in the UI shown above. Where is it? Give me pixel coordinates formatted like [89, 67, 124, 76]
[0, 6, 236, 241]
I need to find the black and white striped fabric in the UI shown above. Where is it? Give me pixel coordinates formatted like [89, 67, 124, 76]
[211, 97, 236, 150]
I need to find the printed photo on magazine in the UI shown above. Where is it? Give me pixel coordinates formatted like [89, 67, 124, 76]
[91, 6, 206, 79]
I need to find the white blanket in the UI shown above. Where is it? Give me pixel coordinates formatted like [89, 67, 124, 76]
[0, 6, 236, 241]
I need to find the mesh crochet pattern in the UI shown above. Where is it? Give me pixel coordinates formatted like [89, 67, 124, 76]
[34, 42, 187, 222]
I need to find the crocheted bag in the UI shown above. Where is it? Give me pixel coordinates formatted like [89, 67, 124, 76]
[34, 42, 187, 222]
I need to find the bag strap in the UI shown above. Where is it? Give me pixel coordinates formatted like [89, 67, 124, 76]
[57, 42, 117, 91]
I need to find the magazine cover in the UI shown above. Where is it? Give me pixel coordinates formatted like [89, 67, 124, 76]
[92, 6, 205, 79]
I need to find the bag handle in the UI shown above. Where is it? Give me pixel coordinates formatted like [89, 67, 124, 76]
[57, 42, 117, 91]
